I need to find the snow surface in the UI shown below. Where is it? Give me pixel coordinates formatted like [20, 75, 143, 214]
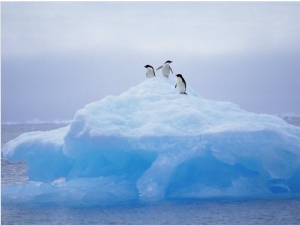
[2, 77, 300, 205]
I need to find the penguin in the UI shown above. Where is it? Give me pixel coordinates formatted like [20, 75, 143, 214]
[156, 60, 173, 77]
[144, 65, 155, 78]
[175, 74, 187, 94]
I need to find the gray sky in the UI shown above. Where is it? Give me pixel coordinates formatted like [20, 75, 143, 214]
[2, 1, 300, 122]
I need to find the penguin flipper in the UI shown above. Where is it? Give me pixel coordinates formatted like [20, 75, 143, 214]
[156, 65, 163, 71]
[170, 66, 173, 74]
[175, 84, 177, 88]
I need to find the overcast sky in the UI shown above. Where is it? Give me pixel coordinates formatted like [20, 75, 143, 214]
[2, 1, 300, 122]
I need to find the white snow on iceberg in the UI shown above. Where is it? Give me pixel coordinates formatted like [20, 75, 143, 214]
[2, 77, 300, 205]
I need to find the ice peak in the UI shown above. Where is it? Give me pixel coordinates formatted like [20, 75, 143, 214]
[70, 77, 292, 139]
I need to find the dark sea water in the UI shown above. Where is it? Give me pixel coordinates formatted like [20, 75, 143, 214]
[2, 122, 300, 225]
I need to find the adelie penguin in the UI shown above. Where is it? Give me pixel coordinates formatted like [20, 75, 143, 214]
[175, 74, 187, 94]
[156, 60, 173, 77]
[144, 65, 155, 78]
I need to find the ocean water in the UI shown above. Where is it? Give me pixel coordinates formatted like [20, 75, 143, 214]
[2, 123, 300, 225]
[2, 198, 300, 225]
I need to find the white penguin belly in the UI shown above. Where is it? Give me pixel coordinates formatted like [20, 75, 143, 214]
[177, 79, 186, 93]
[146, 68, 155, 78]
[162, 65, 170, 77]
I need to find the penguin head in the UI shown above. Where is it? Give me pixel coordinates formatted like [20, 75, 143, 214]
[144, 65, 153, 69]
[176, 74, 183, 78]
[165, 60, 172, 64]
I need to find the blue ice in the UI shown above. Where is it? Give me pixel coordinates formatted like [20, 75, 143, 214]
[2, 77, 300, 205]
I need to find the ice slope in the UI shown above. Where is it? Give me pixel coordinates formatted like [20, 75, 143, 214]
[2, 77, 300, 205]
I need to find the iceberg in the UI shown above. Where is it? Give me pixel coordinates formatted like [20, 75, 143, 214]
[2, 77, 300, 205]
